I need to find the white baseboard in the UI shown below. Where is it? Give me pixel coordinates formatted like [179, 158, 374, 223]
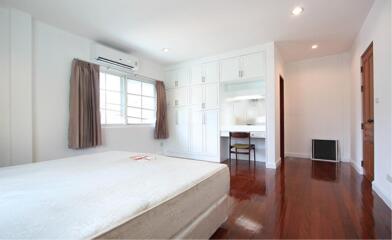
[266, 157, 281, 169]
[350, 161, 363, 175]
[372, 182, 392, 210]
[387, 174, 392, 183]
[285, 152, 310, 159]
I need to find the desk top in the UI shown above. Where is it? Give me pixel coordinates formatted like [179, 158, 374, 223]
[220, 125, 266, 132]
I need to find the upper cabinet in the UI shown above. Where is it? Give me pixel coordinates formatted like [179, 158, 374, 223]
[220, 52, 266, 82]
[166, 68, 190, 89]
[241, 52, 266, 80]
[191, 61, 219, 85]
[220, 57, 241, 83]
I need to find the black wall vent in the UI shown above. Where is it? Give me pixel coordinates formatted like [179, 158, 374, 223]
[312, 139, 338, 162]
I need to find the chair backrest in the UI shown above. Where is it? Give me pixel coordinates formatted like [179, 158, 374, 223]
[229, 132, 251, 146]
[230, 132, 250, 138]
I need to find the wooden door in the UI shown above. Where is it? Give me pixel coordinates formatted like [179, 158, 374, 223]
[280, 76, 285, 161]
[241, 52, 266, 80]
[361, 43, 374, 182]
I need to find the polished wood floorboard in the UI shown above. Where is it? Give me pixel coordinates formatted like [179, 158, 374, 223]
[211, 158, 391, 239]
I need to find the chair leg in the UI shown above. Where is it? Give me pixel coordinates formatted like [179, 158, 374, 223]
[229, 149, 231, 166]
[248, 149, 251, 164]
[254, 149, 256, 162]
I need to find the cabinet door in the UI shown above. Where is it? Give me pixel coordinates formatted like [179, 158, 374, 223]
[190, 108, 204, 154]
[166, 108, 177, 150]
[190, 84, 203, 107]
[176, 68, 190, 87]
[172, 88, 188, 107]
[165, 70, 177, 89]
[175, 107, 189, 153]
[241, 52, 266, 80]
[166, 89, 174, 107]
[204, 83, 219, 109]
[204, 61, 219, 83]
[191, 64, 203, 85]
[220, 57, 240, 82]
[204, 110, 219, 156]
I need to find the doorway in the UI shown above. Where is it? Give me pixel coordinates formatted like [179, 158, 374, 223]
[280, 76, 285, 161]
[361, 42, 374, 182]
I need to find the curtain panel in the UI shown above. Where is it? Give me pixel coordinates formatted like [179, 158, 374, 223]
[68, 59, 102, 149]
[154, 81, 169, 139]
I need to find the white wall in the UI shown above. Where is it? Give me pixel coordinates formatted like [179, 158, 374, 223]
[350, 0, 391, 208]
[0, 7, 165, 166]
[32, 21, 165, 162]
[0, 8, 33, 167]
[285, 53, 351, 161]
[265, 42, 279, 168]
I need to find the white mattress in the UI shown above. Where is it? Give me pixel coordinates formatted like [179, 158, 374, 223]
[0, 151, 229, 239]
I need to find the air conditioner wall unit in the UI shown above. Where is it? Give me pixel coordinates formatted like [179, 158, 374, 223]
[91, 43, 139, 72]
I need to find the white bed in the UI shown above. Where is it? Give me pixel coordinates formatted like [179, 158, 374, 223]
[0, 151, 230, 239]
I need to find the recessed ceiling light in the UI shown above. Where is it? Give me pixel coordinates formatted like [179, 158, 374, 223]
[162, 48, 170, 53]
[312, 44, 319, 49]
[292, 6, 304, 16]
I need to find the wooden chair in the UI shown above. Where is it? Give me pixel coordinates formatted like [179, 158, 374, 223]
[229, 132, 256, 164]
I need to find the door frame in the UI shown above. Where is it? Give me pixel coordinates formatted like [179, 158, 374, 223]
[361, 42, 374, 182]
[279, 76, 285, 161]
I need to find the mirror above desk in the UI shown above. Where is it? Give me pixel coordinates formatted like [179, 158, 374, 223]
[220, 79, 267, 162]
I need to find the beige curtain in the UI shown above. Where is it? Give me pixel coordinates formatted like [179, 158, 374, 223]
[154, 81, 169, 139]
[68, 59, 102, 149]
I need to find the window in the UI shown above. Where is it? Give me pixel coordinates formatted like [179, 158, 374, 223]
[100, 70, 156, 125]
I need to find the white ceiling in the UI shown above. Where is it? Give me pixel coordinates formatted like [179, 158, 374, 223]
[0, 0, 374, 64]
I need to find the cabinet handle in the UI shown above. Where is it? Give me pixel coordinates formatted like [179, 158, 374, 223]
[175, 100, 178, 106]
[239, 70, 241, 78]
[202, 76, 206, 83]
[175, 111, 179, 125]
[175, 81, 178, 87]
[202, 103, 206, 109]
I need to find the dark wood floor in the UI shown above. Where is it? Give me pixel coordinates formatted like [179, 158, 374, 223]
[211, 158, 391, 239]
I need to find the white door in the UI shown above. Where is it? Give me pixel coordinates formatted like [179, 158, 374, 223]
[191, 64, 203, 85]
[172, 88, 188, 107]
[166, 89, 174, 107]
[166, 108, 177, 151]
[165, 70, 177, 89]
[204, 110, 219, 156]
[190, 108, 204, 154]
[190, 84, 203, 107]
[175, 107, 189, 153]
[241, 52, 266, 80]
[204, 61, 219, 83]
[176, 68, 190, 87]
[220, 57, 240, 82]
[204, 83, 219, 109]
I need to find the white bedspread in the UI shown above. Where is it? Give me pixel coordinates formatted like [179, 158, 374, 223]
[0, 151, 226, 239]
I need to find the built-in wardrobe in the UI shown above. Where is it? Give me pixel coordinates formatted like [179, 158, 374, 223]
[164, 45, 272, 163]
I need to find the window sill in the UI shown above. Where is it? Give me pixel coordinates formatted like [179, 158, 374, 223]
[102, 124, 155, 129]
